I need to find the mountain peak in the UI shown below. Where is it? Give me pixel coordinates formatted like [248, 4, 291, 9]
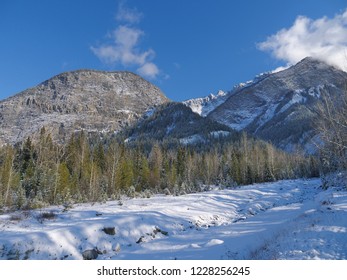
[291, 56, 342, 72]
[38, 70, 160, 93]
[299, 56, 321, 64]
[0, 70, 169, 145]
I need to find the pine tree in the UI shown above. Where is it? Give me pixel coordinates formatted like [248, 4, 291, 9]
[264, 161, 275, 182]
[139, 155, 150, 190]
[115, 146, 134, 191]
[16, 137, 38, 199]
[149, 143, 162, 188]
[176, 146, 186, 183]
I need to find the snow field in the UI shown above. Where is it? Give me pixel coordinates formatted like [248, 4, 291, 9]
[0, 178, 346, 260]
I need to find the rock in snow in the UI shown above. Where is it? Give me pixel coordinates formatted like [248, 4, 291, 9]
[82, 248, 101, 260]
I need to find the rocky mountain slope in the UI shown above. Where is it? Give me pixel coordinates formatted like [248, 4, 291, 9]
[0, 70, 169, 145]
[124, 102, 233, 145]
[186, 57, 347, 152]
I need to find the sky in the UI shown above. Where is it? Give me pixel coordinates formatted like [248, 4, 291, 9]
[0, 0, 346, 101]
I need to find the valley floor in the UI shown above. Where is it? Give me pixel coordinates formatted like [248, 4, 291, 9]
[0, 178, 346, 260]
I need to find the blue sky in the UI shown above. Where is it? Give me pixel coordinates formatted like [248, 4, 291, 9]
[0, 0, 346, 101]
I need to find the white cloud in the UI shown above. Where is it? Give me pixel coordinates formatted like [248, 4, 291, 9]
[91, 26, 154, 66]
[115, 1, 143, 24]
[137, 62, 159, 79]
[91, 3, 160, 79]
[258, 10, 347, 71]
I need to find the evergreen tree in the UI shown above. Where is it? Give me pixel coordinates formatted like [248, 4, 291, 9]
[139, 155, 150, 190]
[149, 143, 162, 188]
[264, 161, 275, 182]
[115, 146, 134, 191]
[56, 162, 71, 202]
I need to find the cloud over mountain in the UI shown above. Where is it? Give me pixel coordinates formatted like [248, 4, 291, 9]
[258, 9, 347, 71]
[91, 2, 160, 79]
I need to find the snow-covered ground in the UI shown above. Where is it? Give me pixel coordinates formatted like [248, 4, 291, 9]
[0, 178, 346, 260]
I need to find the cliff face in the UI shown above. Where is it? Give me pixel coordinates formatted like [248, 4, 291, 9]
[0, 70, 169, 145]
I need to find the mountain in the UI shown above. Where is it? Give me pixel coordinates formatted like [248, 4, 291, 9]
[182, 73, 271, 117]
[0, 70, 169, 145]
[183, 90, 230, 117]
[123, 102, 233, 145]
[186, 57, 347, 152]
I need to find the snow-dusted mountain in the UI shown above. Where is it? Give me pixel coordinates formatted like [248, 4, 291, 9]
[124, 102, 233, 145]
[185, 57, 347, 152]
[183, 72, 271, 117]
[183, 90, 230, 117]
[0, 70, 169, 145]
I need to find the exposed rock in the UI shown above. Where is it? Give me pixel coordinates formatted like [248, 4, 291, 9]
[136, 236, 145, 244]
[82, 248, 102, 260]
[153, 227, 169, 236]
[102, 227, 116, 235]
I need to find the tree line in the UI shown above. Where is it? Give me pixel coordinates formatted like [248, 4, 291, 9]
[0, 127, 319, 210]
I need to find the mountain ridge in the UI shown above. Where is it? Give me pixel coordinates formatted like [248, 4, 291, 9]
[1, 57, 346, 154]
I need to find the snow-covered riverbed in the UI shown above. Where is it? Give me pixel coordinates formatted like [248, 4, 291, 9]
[1, 178, 346, 260]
